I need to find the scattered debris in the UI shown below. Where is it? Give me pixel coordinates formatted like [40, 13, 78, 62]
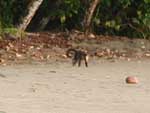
[0, 31, 150, 65]
[49, 71, 56, 73]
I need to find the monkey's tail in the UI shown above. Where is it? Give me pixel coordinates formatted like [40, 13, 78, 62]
[66, 48, 77, 58]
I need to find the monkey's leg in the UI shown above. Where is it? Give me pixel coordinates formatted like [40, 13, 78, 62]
[78, 59, 81, 67]
[72, 59, 77, 66]
[84, 58, 88, 67]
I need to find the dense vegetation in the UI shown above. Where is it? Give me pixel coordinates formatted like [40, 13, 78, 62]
[0, 0, 150, 38]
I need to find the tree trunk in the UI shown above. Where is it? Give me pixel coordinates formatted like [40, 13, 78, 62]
[83, 0, 100, 36]
[18, 0, 44, 31]
[37, 16, 51, 31]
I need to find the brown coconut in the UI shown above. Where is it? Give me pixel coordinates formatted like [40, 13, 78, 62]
[126, 76, 139, 84]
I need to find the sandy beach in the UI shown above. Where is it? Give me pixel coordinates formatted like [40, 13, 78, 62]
[0, 59, 150, 113]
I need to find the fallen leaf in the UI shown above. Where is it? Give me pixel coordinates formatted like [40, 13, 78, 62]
[145, 53, 150, 57]
[16, 53, 22, 58]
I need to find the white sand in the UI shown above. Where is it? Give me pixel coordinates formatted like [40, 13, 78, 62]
[0, 59, 150, 113]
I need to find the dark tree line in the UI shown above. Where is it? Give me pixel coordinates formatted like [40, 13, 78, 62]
[0, 0, 150, 38]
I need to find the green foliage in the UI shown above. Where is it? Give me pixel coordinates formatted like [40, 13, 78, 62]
[0, 27, 26, 39]
[0, 0, 14, 27]
[94, 0, 150, 38]
[144, 0, 150, 3]
[0, 0, 29, 27]
[0, 0, 150, 38]
[0, 20, 3, 34]
[52, 0, 82, 29]
[12, 0, 29, 24]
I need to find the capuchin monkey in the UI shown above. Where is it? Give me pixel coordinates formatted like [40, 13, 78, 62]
[66, 48, 89, 67]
